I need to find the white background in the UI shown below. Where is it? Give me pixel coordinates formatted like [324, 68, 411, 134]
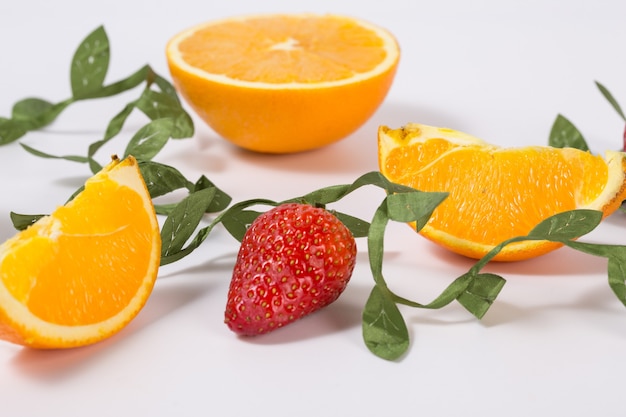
[1, 1, 626, 416]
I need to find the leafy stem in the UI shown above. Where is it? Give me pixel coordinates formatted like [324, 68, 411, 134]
[362, 207, 626, 361]
[0, 26, 193, 173]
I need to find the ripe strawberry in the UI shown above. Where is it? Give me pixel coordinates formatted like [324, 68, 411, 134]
[224, 203, 357, 335]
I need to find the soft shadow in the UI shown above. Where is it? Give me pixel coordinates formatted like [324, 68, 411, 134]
[230, 100, 466, 175]
[481, 281, 621, 328]
[9, 278, 214, 380]
[424, 240, 609, 277]
[366, 100, 470, 131]
[239, 283, 372, 346]
[52, 175, 89, 190]
[483, 248, 608, 277]
[165, 100, 461, 176]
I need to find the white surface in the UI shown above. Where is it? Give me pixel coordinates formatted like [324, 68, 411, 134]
[1, 1, 626, 416]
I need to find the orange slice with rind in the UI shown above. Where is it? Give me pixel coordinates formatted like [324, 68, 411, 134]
[166, 13, 400, 153]
[0, 156, 161, 348]
[378, 123, 626, 261]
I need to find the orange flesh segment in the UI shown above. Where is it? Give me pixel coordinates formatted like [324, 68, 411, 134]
[177, 16, 389, 83]
[0, 162, 155, 327]
[383, 140, 610, 246]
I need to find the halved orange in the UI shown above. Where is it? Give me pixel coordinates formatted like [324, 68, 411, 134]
[0, 156, 161, 348]
[166, 13, 400, 153]
[378, 123, 626, 261]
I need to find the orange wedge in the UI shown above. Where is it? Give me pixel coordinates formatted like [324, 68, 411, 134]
[0, 156, 161, 348]
[166, 13, 400, 153]
[378, 123, 626, 261]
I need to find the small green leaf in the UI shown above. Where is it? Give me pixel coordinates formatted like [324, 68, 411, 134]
[218, 198, 279, 241]
[70, 26, 110, 99]
[333, 211, 370, 238]
[10, 212, 45, 231]
[84, 102, 137, 173]
[0, 118, 28, 144]
[221, 209, 263, 242]
[93, 65, 151, 98]
[549, 114, 589, 151]
[124, 118, 175, 160]
[596, 81, 626, 122]
[136, 89, 181, 119]
[608, 254, 626, 306]
[12, 98, 54, 121]
[153, 73, 182, 102]
[194, 175, 232, 213]
[134, 89, 194, 138]
[160, 187, 216, 258]
[138, 160, 193, 198]
[12, 99, 72, 131]
[385, 191, 447, 229]
[527, 209, 602, 241]
[362, 284, 410, 361]
[456, 273, 506, 319]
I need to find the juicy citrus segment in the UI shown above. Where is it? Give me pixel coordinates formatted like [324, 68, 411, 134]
[0, 156, 161, 348]
[378, 123, 626, 261]
[166, 14, 400, 153]
[171, 14, 397, 86]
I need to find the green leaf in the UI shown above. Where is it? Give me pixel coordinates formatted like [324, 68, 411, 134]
[549, 114, 589, 151]
[218, 198, 279, 241]
[11, 99, 73, 131]
[160, 187, 216, 258]
[70, 26, 110, 99]
[12, 98, 54, 121]
[93, 65, 151, 98]
[124, 118, 175, 160]
[596, 81, 626, 122]
[456, 273, 506, 319]
[136, 89, 184, 118]
[159, 223, 213, 266]
[194, 175, 232, 213]
[138, 160, 193, 198]
[101, 101, 136, 142]
[385, 190, 447, 229]
[159, 194, 268, 265]
[85, 102, 137, 173]
[153, 73, 182, 102]
[362, 284, 410, 361]
[608, 254, 626, 306]
[0, 118, 28, 144]
[221, 209, 263, 242]
[153, 203, 179, 216]
[10, 212, 45, 231]
[527, 209, 602, 241]
[135, 89, 194, 138]
[333, 211, 370, 238]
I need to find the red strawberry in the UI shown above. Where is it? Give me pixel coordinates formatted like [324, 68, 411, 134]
[224, 203, 357, 335]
